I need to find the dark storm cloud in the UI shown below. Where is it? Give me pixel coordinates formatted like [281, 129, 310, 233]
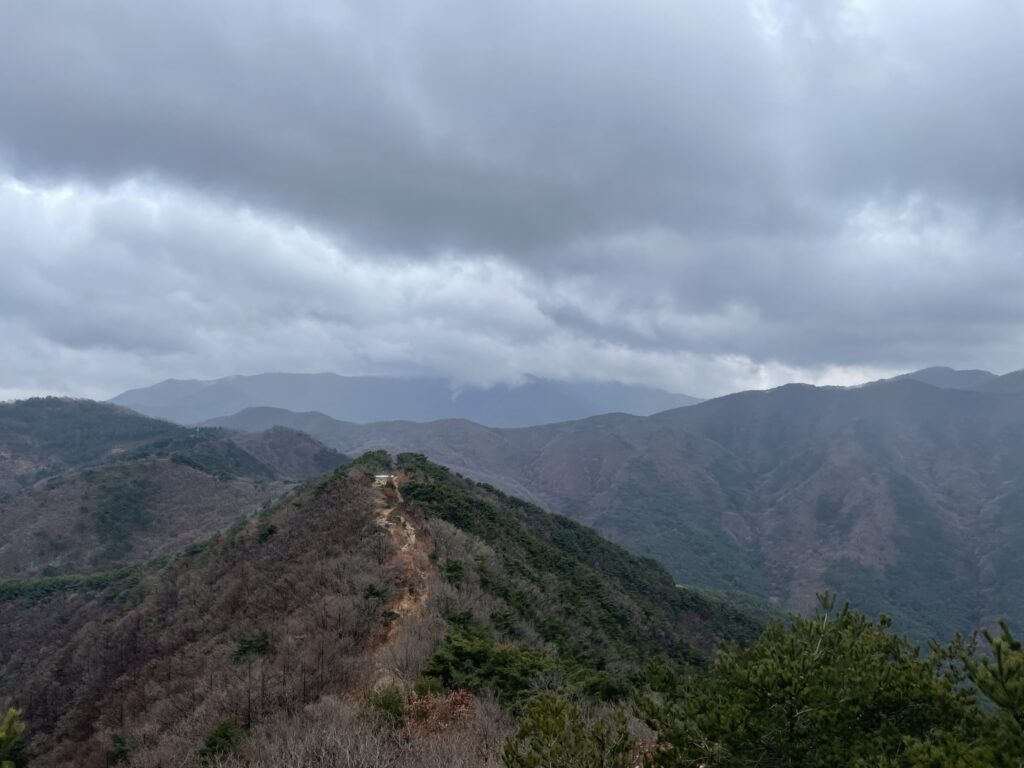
[1, 0, 1024, 398]
[0, 0, 795, 254]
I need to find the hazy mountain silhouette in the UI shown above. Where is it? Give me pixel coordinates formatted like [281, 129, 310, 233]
[111, 372, 701, 427]
[887, 366, 998, 389]
[972, 367, 1024, 393]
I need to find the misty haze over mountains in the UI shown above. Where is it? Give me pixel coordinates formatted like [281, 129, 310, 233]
[110, 365, 1024, 428]
[110, 372, 702, 427]
[10, 370, 1024, 763]
[181, 365, 1024, 641]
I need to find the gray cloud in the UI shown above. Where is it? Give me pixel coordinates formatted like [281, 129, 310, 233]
[1, 0, 1023, 399]
[0, 0, 792, 255]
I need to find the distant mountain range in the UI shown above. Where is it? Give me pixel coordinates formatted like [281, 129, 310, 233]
[109, 372, 701, 427]
[207, 370, 1024, 640]
[880, 365, 1024, 393]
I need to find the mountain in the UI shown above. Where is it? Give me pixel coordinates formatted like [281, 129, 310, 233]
[0, 453, 759, 767]
[888, 366, 997, 390]
[880, 365, 1024, 395]
[0, 397, 186, 494]
[973, 367, 1024, 394]
[110, 372, 701, 426]
[210, 380, 1024, 640]
[0, 399, 346, 577]
[229, 425, 350, 480]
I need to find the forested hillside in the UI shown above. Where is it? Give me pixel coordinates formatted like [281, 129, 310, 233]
[209, 380, 1024, 640]
[3, 452, 1023, 768]
[0, 452, 757, 767]
[0, 399, 346, 577]
[0, 398, 186, 493]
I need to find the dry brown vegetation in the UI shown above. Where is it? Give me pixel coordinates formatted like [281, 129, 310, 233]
[0, 457, 289, 577]
[0, 400, 348, 579]
[136, 693, 511, 768]
[1, 451, 759, 767]
[231, 426, 348, 481]
[212, 380, 1024, 640]
[1, 467, 516, 766]
[2, 470, 399, 766]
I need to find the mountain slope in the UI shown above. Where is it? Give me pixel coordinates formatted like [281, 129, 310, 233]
[888, 366, 997, 389]
[111, 372, 701, 426]
[0, 400, 347, 577]
[0, 453, 759, 767]
[0, 457, 286, 577]
[210, 381, 1024, 640]
[228, 425, 349, 480]
[0, 398, 187, 494]
[973, 367, 1024, 393]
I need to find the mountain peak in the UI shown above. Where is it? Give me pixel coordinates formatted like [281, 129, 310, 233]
[881, 366, 997, 390]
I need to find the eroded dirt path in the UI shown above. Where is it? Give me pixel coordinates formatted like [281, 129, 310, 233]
[364, 480, 438, 694]
[372, 482, 429, 636]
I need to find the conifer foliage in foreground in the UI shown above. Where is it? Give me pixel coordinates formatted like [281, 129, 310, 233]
[507, 594, 1024, 768]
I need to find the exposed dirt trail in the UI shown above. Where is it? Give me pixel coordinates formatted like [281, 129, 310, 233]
[368, 479, 433, 690]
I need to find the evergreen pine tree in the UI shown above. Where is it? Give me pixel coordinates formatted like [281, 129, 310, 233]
[0, 708, 26, 768]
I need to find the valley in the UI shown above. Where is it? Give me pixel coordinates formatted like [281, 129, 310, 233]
[207, 377, 1024, 640]
[2, 389, 1024, 766]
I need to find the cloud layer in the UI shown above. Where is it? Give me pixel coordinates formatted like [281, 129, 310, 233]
[1, 0, 1023, 399]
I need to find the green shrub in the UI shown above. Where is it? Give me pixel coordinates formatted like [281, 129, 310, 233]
[363, 584, 388, 602]
[0, 567, 141, 605]
[197, 719, 245, 765]
[644, 594, 991, 768]
[442, 558, 465, 585]
[366, 684, 405, 728]
[106, 733, 131, 765]
[414, 676, 444, 697]
[0, 708, 26, 768]
[231, 630, 274, 664]
[503, 694, 634, 768]
[419, 627, 554, 707]
[491, 609, 518, 636]
[351, 450, 392, 474]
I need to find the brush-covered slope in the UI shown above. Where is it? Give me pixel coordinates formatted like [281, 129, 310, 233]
[0, 398, 186, 493]
[0, 453, 759, 767]
[210, 380, 1024, 640]
[0, 399, 347, 577]
[0, 456, 285, 577]
[229, 425, 349, 480]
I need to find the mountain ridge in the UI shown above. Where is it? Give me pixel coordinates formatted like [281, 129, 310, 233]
[0, 452, 760, 767]
[875, 365, 1024, 393]
[205, 378, 1024, 640]
[110, 372, 701, 427]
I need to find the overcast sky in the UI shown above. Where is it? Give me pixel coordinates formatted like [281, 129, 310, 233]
[2, 0, 1024, 400]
